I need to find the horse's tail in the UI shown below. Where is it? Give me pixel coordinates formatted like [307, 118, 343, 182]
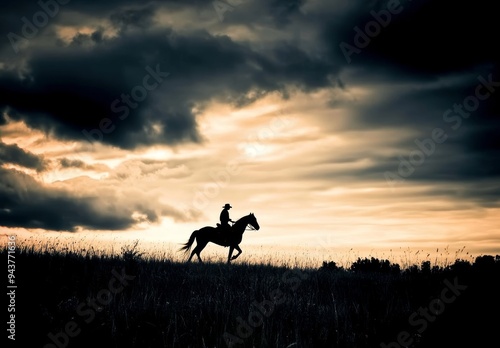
[179, 230, 198, 253]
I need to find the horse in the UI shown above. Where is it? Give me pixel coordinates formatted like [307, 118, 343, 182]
[179, 213, 260, 263]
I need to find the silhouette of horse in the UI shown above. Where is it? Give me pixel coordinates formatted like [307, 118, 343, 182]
[179, 213, 260, 263]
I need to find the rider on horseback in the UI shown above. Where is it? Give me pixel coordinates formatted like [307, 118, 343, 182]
[218, 203, 234, 243]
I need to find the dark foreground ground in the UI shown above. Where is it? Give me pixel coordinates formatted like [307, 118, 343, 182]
[4, 244, 500, 348]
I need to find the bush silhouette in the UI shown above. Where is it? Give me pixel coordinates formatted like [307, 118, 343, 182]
[350, 257, 401, 274]
[320, 260, 340, 271]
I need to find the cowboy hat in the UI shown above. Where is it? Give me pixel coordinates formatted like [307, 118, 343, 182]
[223, 203, 232, 209]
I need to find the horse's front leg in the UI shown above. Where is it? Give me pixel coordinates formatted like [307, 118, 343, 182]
[231, 245, 242, 260]
[227, 246, 234, 263]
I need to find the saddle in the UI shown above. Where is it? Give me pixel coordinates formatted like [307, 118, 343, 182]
[216, 223, 231, 244]
[216, 223, 231, 230]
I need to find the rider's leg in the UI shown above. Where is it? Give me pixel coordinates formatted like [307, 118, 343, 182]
[223, 224, 230, 243]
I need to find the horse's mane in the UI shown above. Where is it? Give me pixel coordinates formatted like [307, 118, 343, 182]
[234, 213, 252, 225]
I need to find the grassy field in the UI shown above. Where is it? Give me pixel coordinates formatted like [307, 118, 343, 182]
[4, 242, 500, 348]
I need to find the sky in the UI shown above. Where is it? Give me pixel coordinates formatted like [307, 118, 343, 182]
[1, 0, 499, 262]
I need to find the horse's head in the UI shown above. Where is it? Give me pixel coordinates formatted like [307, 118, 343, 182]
[247, 213, 260, 230]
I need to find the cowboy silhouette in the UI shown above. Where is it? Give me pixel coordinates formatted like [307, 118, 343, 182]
[217, 203, 234, 241]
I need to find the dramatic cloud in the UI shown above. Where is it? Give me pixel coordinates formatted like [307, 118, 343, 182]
[57, 158, 109, 171]
[0, 141, 47, 171]
[0, 0, 334, 150]
[0, 167, 132, 231]
[0, 164, 182, 231]
[0, 0, 498, 257]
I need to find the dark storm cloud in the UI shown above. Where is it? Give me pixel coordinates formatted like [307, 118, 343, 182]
[1, 29, 200, 148]
[0, 0, 331, 151]
[330, 0, 499, 76]
[313, 0, 500, 196]
[1, 0, 499, 220]
[11, 0, 492, 148]
[58, 158, 109, 171]
[0, 166, 177, 231]
[0, 29, 336, 150]
[0, 0, 140, 52]
[0, 167, 133, 231]
[218, 0, 306, 26]
[58, 158, 87, 169]
[347, 72, 500, 135]
[109, 5, 157, 30]
[0, 141, 47, 171]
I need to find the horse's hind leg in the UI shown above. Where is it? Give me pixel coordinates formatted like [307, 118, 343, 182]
[193, 241, 208, 263]
[227, 246, 234, 263]
[187, 249, 196, 262]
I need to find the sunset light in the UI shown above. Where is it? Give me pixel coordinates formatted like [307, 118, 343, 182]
[1, 1, 499, 346]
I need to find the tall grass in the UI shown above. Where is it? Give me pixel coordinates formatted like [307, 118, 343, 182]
[3, 241, 499, 348]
